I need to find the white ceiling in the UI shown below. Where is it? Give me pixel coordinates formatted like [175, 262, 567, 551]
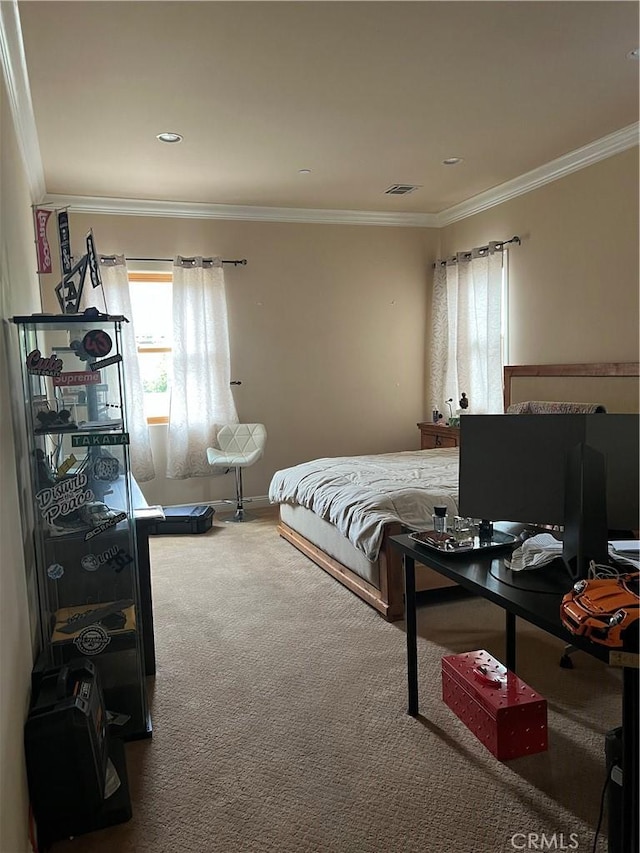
[9, 1, 640, 223]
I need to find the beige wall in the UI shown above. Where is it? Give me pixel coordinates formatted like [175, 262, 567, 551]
[0, 78, 41, 853]
[66, 147, 639, 508]
[67, 215, 439, 506]
[439, 148, 639, 366]
[1, 81, 637, 851]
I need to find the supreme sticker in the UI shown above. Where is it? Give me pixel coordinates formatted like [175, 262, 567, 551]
[53, 371, 101, 386]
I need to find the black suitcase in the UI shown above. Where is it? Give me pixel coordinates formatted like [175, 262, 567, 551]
[147, 504, 215, 535]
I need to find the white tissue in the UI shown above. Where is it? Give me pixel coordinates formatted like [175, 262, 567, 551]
[505, 533, 562, 571]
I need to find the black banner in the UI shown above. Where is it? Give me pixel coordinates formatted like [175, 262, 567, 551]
[55, 254, 88, 314]
[86, 230, 102, 289]
[57, 210, 72, 275]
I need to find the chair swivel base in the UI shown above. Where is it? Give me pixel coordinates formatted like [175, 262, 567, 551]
[218, 507, 258, 523]
[216, 465, 261, 522]
[217, 498, 259, 522]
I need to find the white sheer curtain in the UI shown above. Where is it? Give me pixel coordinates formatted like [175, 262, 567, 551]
[166, 257, 238, 479]
[429, 242, 505, 416]
[82, 256, 156, 482]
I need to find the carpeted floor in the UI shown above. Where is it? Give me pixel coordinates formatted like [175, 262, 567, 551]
[53, 507, 618, 853]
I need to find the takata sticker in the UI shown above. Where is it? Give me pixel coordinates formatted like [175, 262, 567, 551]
[72, 433, 129, 447]
[47, 563, 64, 580]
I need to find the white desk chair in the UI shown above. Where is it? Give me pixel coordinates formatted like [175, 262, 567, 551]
[206, 423, 267, 522]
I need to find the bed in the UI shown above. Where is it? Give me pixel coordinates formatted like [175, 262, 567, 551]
[270, 362, 639, 621]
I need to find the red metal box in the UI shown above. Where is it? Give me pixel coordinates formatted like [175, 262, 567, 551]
[442, 649, 548, 761]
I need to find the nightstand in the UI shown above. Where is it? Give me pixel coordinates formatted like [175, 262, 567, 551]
[417, 422, 461, 449]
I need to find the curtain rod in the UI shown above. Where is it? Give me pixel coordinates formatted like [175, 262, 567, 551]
[433, 236, 520, 268]
[100, 255, 247, 266]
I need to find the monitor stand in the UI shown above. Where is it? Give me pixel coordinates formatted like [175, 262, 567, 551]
[562, 442, 609, 581]
[491, 559, 574, 594]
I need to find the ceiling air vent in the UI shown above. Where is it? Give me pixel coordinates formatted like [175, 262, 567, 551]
[384, 184, 421, 196]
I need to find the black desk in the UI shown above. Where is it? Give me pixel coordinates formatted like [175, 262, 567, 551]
[108, 476, 163, 677]
[133, 511, 160, 676]
[390, 533, 639, 853]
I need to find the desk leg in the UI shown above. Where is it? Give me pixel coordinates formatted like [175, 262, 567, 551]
[135, 520, 157, 677]
[505, 611, 516, 673]
[404, 555, 418, 716]
[621, 666, 638, 853]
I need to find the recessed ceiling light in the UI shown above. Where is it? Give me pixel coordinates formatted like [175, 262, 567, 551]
[627, 48, 640, 60]
[298, 169, 312, 175]
[443, 157, 463, 166]
[156, 132, 183, 144]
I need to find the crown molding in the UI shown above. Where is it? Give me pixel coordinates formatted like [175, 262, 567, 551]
[0, 0, 46, 203]
[42, 121, 639, 227]
[40, 194, 438, 228]
[3, 0, 637, 227]
[436, 122, 639, 227]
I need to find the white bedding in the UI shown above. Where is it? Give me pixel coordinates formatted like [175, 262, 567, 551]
[269, 448, 459, 561]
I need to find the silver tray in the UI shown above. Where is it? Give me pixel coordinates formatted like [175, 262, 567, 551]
[408, 529, 518, 555]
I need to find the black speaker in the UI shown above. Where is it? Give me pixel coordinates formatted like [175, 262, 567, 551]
[25, 658, 131, 848]
[605, 726, 623, 853]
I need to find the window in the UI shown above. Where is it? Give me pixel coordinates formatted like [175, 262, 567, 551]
[128, 272, 172, 424]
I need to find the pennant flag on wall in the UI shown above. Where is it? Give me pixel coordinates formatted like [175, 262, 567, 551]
[86, 231, 102, 289]
[55, 254, 88, 314]
[33, 208, 53, 273]
[57, 210, 72, 275]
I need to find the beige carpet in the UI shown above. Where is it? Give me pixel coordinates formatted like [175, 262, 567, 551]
[53, 508, 618, 853]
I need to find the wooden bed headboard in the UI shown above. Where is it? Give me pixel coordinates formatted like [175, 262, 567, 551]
[503, 362, 640, 413]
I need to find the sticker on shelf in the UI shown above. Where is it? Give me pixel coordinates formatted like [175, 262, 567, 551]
[73, 624, 111, 656]
[26, 349, 63, 377]
[82, 328, 112, 358]
[56, 454, 77, 478]
[84, 511, 127, 541]
[108, 549, 134, 574]
[89, 353, 122, 372]
[53, 370, 101, 387]
[80, 554, 99, 572]
[72, 432, 129, 447]
[47, 563, 64, 580]
[35, 471, 94, 525]
[93, 456, 120, 481]
[81, 545, 119, 572]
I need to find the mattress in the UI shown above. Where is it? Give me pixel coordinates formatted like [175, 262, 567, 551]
[269, 447, 459, 561]
[280, 503, 380, 587]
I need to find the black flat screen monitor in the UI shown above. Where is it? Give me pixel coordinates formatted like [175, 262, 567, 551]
[458, 414, 639, 579]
